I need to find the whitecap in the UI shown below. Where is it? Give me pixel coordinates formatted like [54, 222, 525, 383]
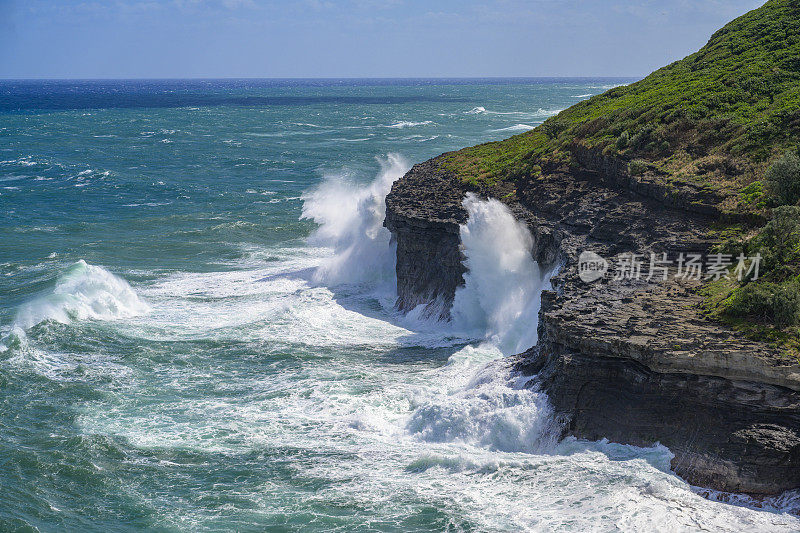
[13, 260, 150, 330]
[386, 120, 434, 129]
[490, 124, 535, 133]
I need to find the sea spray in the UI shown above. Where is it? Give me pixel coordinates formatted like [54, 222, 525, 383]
[406, 194, 558, 453]
[301, 154, 409, 288]
[450, 193, 548, 355]
[406, 348, 559, 453]
[14, 260, 149, 330]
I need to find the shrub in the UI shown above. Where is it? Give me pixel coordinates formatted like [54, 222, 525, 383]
[724, 280, 800, 328]
[629, 159, 648, 176]
[542, 119, 569, 139]
[739, 181, 766, 209]
[616, 131, 630, 150]
[758, 206, 800, 266]
[629, 126, 655, 151]
[765, 149, 800, 205]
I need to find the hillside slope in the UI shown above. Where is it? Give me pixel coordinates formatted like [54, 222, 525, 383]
[442, 0, 800, 214]
[384, 0, 800, 494]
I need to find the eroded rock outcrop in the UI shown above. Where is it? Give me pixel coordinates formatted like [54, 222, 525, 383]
[384, 150, 800, 495]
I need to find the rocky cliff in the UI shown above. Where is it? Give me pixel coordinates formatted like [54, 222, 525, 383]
[385, 144, 800, 495]
[384, 0, 800, 495]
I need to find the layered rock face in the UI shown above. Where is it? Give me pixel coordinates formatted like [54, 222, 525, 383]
[384, 149, 800, 495]
[384, 160, 467, 318]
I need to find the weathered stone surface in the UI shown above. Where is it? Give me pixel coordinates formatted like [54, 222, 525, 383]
[384, 159, 467, 318]
[384, 147, 800, 495]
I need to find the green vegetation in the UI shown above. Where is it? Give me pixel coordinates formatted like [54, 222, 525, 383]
[438, 0, 800, 353]
[724, 280, 800, 328]
[704, 205, 800, 355]
[442, 0, 800, 203]
[765, 149, 800, 205]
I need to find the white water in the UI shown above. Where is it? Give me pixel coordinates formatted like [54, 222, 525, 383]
[13, 260, 150, 330]
[300, 153, 407, 288]
[1, 260, 150, 352]
[4, 158, 799, 530]
[450, 194, 548, 355]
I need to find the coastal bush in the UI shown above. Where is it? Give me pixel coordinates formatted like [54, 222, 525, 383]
[616, 131, 630, 150]
[542, 119, 568, 139]
[765, 149, 800, 205]
[724, 280, 800, 328]
[756, 206, 800, 267]
[739, 181, 767, 210]
[629, 160, 648, 176]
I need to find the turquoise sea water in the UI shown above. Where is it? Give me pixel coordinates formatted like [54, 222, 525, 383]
[1, 79, 799, 532]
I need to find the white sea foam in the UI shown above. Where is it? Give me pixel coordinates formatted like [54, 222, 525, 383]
[300, 153, 408, 287]
[386, 120, 434, 129]
[490, 124, 535, 133]
[14, 260, 150, 330]
[450, 194, 548, 355]
[466, 107, 563, 119]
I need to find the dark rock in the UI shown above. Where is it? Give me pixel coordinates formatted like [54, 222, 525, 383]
[383, 147, 800, 495]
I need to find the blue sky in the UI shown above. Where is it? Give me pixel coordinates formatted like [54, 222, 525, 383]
[0, 0, 765, 79]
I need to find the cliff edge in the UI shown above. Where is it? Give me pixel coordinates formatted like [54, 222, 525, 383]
[384, 0, 800, 495]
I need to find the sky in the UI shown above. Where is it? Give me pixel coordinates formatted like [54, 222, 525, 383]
[0, 0, 766, 79]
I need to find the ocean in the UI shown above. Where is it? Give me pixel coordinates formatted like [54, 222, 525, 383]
[1, 79, 798, 532]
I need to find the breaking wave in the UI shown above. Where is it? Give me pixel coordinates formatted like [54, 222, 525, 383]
[491, 124, 535, 133]
[386, 120, 434, 129]
[450, 193, 548, 355]
[14, 260, 150, 330]
[301, 153, 409, 287]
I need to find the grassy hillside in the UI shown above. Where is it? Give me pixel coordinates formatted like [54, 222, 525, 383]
[442, 0, 800, 210]
[440, 0, 800, 355]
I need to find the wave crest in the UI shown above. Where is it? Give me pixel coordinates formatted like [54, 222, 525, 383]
[14, 260, 150, 330]
[301, 153, 409, 287]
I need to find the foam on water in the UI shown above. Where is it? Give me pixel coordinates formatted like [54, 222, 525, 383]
[450, 193, 548, 355]
[490, 124, 535, 132]
[13, 260, 150, 331]
[300, 153, 408, 289]
[386, 120, 434, 128]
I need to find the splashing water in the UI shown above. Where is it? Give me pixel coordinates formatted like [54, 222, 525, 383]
[301, 153, 408, 288]
[14, 260, 150, 330]
[451, 193, 548, 355]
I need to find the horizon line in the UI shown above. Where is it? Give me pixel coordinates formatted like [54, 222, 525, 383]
[0, 75, 642, 82]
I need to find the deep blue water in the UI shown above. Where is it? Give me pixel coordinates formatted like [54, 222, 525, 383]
[2, 79, 798, 532]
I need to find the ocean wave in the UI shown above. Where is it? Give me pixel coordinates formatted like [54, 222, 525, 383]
[0, 156, 38, 167]
[407, 352, 559, 453]
[466, 107, 562, 119]
[122, 201, 173, 207]
[466, 106, 487, 114]
[532, 107, 564, 117]
[572, 93, 593, 98]
[490, 124, 535, 133]
[400, 134, 440, 142]
[301, 153, 408, 287]
[13, 260, 150, 330]
[386, 120, 434, 129]
[450, 194, 549, 355]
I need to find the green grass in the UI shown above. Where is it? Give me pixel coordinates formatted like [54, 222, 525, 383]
[700, 277, 800, 360]
[438, 0, 800, 347]
[442, 0, 800, 203]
